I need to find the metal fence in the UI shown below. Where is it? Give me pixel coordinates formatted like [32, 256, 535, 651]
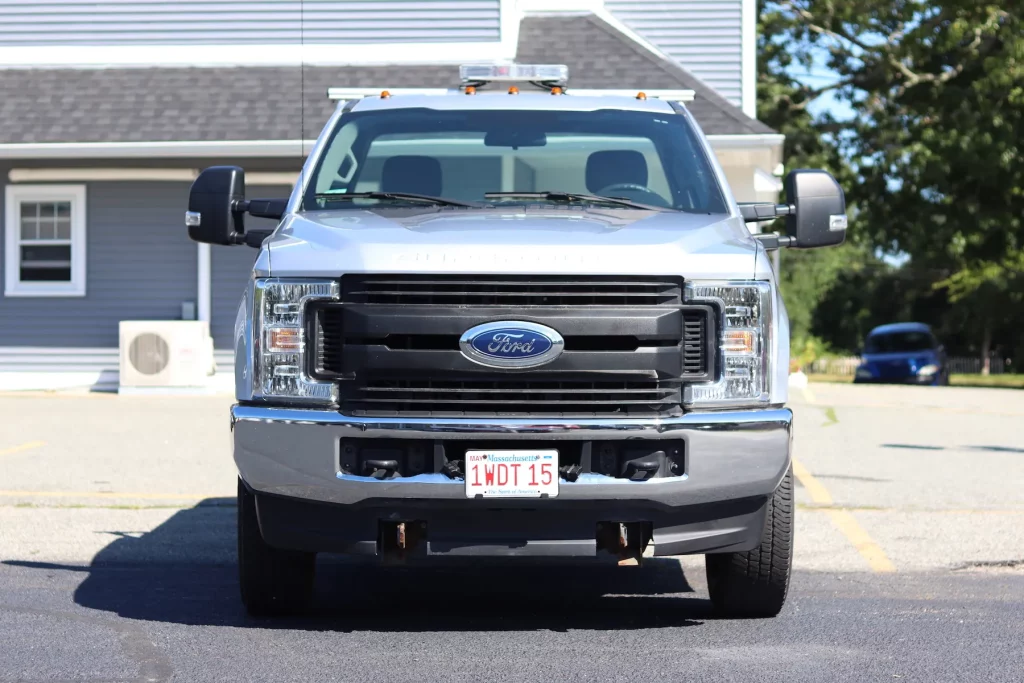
[808, 356, 1010, 376]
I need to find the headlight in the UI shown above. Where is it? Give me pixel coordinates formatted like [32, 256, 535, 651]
[917, 364, 939, 377]
[684, 281, 772, 408]
[253, 278, 338, 404]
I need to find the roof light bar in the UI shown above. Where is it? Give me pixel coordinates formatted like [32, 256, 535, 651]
[459, 64, 569, 86]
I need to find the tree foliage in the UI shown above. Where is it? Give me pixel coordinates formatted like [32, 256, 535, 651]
[759, 1, 1024, 366]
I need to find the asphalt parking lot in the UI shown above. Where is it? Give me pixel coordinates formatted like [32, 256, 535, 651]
[1, 383, 1022, 682]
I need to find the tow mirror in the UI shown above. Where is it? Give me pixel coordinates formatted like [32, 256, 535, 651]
[186, 166, 288, 247]
[784, 169, 847, 249]
[186, 166, 246, 245]
[744, 169, 847, 250]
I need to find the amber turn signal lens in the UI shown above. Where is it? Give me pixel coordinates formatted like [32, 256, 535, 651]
[464, 86, 476, 95]
[267, 327, 302, 353]
[722, 329, 756, 355]
[636, 91, 647, 100]
[508, 86, 519, 95]
[380, 90, 391, 98]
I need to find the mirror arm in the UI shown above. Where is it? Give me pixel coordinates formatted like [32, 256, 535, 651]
[739, 202, 795, 223]
[753, 233, 796, 250]
[231, 198, 286, 220]
[236, 230, 273, 248]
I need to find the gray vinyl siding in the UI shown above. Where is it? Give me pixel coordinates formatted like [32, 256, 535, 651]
[606, 0, 743, 106]
[210, 246, 254, 349]
[0, 174, 197, 347]
[0, 1, 501, 46]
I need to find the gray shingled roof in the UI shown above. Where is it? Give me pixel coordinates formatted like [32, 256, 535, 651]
[0, 13, 773, 147]
[517, 14, 774, 136]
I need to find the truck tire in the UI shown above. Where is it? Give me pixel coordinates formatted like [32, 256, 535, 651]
[237, 478, 316, 617]
[705, 467, 793, 618]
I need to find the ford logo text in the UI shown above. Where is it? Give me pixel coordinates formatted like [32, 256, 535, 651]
[459, 321, 564, 369]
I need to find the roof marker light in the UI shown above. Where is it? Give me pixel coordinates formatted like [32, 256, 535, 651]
[550, 87, 563, 95]
[508, 86, 519, 95]
[464, 86, 476, 95]
[380, 90, 391, 99]
[636, 92, 647, 100]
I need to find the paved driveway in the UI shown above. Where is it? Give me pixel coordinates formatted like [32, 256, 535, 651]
[1, 384, 1022, 681]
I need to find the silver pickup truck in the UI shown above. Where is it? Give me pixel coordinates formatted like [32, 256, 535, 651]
[186, 65, 846, 618]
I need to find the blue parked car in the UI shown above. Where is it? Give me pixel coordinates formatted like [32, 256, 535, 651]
[854, 323, 948, 385]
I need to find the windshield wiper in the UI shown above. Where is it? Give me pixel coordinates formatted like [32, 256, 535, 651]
[484, 191, 671, 212]
[314, 191, 480, 208]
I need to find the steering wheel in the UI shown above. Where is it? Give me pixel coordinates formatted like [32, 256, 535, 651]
[595, 183, 669, 207]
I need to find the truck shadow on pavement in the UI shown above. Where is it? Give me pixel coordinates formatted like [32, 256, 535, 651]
[5, 498, 712, 631]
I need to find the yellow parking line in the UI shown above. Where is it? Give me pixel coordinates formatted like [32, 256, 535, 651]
[0, 441, 45, 457]
[0, 490, 220, 501]
[792, 457, 897, 573]
[791, 458, 833, 504]
[824, 509, 897, 573]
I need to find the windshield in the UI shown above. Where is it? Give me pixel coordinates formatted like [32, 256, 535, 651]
[864, 331, 937, 354]
[302, 107, 727, 213]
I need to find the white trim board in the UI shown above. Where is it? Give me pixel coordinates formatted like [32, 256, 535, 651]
[0, 140, 317, 160]
[706, 134, 786, 150]
[197, 243, 211, 324]
[7, 168, 299, 185]
[1, 137, 782, 162]
[0, 370, 234, 393]
[0, 42, 517, 68]
[0, 370, 118, 392]
[741, 0, 757, 119]
[9, 168, 196, 182]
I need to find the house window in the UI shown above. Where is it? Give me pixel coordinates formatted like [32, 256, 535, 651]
[4, 185, 86, 297]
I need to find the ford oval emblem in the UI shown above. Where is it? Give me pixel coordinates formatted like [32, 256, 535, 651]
[459, 321, 565, 369]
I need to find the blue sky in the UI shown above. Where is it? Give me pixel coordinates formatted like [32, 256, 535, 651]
[791, 60, 911, 266]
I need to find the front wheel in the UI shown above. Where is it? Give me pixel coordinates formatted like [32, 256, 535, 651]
[705, 467, 794, 618]
[237, 478, 316, 617]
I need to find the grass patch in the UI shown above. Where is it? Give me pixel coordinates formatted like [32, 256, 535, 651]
[807, 373, 853, 384]
[822, 406, 838, 425]
[806, 373, 1024, 389]
[950, 374, 1024, 389]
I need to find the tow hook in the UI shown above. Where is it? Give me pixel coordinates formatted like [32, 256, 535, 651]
[378, 520, 426, 562]
[597, 521, 653, 566]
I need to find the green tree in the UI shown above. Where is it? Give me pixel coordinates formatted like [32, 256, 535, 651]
[757, 1, 856, 355]
[759, 2, 1024, 368]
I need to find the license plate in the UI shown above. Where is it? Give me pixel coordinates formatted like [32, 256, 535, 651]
[464, 450, 558, 498]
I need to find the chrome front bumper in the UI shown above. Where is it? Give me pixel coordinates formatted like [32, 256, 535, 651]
[231, 406, 793, 508]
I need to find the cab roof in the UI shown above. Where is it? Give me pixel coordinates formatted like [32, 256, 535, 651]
[332, 64, 693, 116]
[346, 91, 682, 115]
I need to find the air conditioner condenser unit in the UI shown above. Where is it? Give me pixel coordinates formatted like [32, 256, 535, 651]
[119, 321, 214, 391]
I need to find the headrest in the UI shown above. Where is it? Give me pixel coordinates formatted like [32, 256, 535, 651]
[585, 150, 649, 194]
[380, 155, 443, 196]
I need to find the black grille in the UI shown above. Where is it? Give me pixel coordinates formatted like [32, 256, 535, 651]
[316, 306, 345, 373]
[342, 274, 682, 307]
[683, 311, 706, 375]
[342, 379, 684, 418]
[313, 274, 717, 417]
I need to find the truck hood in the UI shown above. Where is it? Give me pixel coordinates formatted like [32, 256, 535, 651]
[261, 207, 766, 279]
